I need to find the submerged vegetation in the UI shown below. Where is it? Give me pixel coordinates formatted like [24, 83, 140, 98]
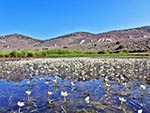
[0, 58, 150, 112]
[0, 48, 149, 57]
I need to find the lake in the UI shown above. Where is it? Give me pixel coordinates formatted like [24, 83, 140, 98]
[0, 58, 150, 113]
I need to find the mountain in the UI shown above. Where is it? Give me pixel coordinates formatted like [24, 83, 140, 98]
[135, 26, 150, 33]
[41, 32, 95, 47]
[0, 33, 43, 50]
[0, 26, 150, 52]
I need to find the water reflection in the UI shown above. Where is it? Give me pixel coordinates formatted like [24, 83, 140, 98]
[0, 58, 150, 112]
[0, 74, 149, 113]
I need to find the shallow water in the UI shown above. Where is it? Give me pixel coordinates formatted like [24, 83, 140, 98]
[0, 58, 150, 113]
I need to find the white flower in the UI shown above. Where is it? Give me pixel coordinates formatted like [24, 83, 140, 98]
[45, 81, 49, 85]
[105, 83, 110, 87]
[119, 97, 126, 103]
[104, 78, 109, 82]
[25, 91, 31, 95]
[138, 110, 142, 113]
[122, 82, 127, 86]
[71, 82, 75, 86]
[120, 75, 125, 80]
[27, 81, 30, 84]
[54, 76, 59, 80]
[17, 101, 24, 107]
[48, 91, 52, 95]
[29, 66, 33, 70]
[61, 91, 68, 97]
[85, 96, 90, 103]
[53, 79, 57, 83]
[140, 85, 146, 90]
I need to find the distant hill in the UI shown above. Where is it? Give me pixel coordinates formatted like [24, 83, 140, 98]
[0, 34, 42, 50]
[0, 26, 150, 52]
[41, 32, 95, 47]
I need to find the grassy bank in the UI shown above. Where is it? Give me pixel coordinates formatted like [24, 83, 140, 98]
[0, 48, 149, 57]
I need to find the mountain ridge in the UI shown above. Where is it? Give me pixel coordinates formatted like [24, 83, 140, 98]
[0, 25, 150, 52]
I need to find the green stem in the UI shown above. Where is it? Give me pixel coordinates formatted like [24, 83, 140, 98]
[18, 107, 21, 113]
[28, 95, 30, 101]
[123, 108, 127, 113]
[64, 96, 66, 103]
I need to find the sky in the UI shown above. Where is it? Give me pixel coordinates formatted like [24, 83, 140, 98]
[0, 0, 149, 40]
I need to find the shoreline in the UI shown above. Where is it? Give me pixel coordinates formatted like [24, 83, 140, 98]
[0, 55, 149, 62]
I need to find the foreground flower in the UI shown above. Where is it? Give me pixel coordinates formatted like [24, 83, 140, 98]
[71, 82, 75, 86]
[48, 91, 52, 95]
[85, 96, 90, 103]
[61, 91, 68, 97]
[119, 97, 126, 112]
[61, 91, 68, 103]
[27, 81, 30, 84]
[17, 101, 24, 107]
[140, 85, 146, 90]
[45, 81, 49, 85]
[138, 109, 143, 113]
[119, 97, 126, 103]
[17, 101, 24, 113]
[47, 91, 53, 104]
[25, 91, 31, 95]
[53, 79, 57, 84]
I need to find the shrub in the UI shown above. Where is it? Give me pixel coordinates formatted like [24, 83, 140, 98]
[0, 51, 10, 57]
[9, 50, 17, 57]
[46, 48, 83, 55]
[85, 51, 96, 54]
[27, 51, 34, 57]
[120, 48, 129, 54]
[63, 46, 68, 49]
[98, 49, 110, 54]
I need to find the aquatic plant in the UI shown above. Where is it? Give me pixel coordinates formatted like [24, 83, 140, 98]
[0, 58, 150, 112]
[47, 91, 53, 104]
[25, 90, 31, 95]
[119, 97, 126, 113]
[140, 85, 146, 96]
[140, 85, 146, 90]
[25, 90, 31, 101]
[17, 101, 24, 113]
[119, 97, 126, 103]
[61, 91, 68, 103]
[138, 109, 143, 113]
[85, 96, 90, 103]
[45, 81, 49, 85]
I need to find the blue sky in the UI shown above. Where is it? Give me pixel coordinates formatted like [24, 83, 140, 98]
[0, 0, 149, 39]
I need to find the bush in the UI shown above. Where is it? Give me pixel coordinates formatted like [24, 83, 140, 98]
[36, 51, 47, 57]
[120, 48, 129, 54]
[46, 48, 83, 55]
[0, 51, 10, 57]
[27, 51, 34, 57]
[63, 46, 68, 49]
[9, 50, 17, 57]
[98, 49, 110, 54]
[85, 51, 96, 54]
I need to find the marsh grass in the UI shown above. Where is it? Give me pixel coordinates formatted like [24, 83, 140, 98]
[0, 48, 149, 57]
